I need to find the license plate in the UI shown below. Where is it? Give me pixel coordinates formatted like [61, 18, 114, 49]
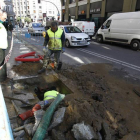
[80, 41, 86, 44]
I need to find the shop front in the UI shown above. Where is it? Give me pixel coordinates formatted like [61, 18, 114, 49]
[78, 5, 87, 21]
[62, 9, 65, 22]
[69, 7, 76, 22]
[136, 0, 140, 11]
[105, 0, 123, 18]
[90, 1, 102, 32]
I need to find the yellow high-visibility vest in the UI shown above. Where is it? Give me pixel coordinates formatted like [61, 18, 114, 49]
[47, 28, 63, 50]
[44, 90, 59, 101]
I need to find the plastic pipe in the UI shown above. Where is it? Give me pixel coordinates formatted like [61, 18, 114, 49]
[32, 94, 65, 140]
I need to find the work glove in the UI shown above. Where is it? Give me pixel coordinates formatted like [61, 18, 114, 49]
[32, 104, 41, 113]
[43, 46, 48, 53]
[61, 47, 65, 53]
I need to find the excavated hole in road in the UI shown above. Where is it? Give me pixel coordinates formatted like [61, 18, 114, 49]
[9, 62, 140, 140]
[10, 75, 73, 139]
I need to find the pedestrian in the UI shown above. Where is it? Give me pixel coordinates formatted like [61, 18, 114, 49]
[3, 21, 8, 31]
[15, 22, 18, 31]
[8, 22, 13, 33]
[0, 10, 8, 82]
[38, 21, 65, 74]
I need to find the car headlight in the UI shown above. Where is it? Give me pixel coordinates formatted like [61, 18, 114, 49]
[71, 36, 77, 40]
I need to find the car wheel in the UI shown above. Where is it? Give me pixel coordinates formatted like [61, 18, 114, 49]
[131, 40, 140, 51]
[65, 40, 70, 48]
[96, 35, 103, 43]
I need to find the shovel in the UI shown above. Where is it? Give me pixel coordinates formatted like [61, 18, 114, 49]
[4, 96, 33, 108]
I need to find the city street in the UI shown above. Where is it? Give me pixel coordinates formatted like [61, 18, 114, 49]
[14, 27, 140, 81]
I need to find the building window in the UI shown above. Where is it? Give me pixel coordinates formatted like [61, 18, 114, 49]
[39, 6, 42, 9]
[33, 10, 36, 13]
[49, 11, 52, 14]
[69, 0, 75, 4]
[62, 0, 65, 6]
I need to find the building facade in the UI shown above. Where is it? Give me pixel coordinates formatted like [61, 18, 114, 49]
[13, 0, 43, 23]
[13, 0, 61, 23]
[0, 0, 15, 26]
[61, 0, 140, 30]
[42, 0, 61, 21]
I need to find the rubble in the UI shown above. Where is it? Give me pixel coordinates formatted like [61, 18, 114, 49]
[32, 109, 45, 136]
[72, 122, 98, 140]
[48, 107, 66, 130]
[3, 62, 140, 139]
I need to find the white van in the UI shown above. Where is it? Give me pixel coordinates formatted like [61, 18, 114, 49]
[72, 21, 95, 38]
[96, 12, 140, 50]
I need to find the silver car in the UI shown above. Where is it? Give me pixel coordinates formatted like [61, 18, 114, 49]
[28, 23, 45, 35]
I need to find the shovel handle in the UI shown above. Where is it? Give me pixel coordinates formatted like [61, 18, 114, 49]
[4, 96, 31, 105]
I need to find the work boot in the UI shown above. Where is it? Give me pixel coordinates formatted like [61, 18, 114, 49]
[38, 67, 46, 74]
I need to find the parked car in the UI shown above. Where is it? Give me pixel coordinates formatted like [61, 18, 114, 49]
[96, 11, 140, 51]
[72, 21, 95, 38]
[59, 25, 90, 47]
[28, 23, 45, 35]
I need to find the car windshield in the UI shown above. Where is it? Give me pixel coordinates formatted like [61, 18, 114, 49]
[32, 23, 43, 28]
[64, 26, 82, 33]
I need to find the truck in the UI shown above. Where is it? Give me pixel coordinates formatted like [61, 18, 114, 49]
[96, 11, 140, 51]
[72, 21, 95, 38]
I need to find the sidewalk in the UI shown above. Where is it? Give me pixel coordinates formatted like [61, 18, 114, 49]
[6, 31, 42, 78]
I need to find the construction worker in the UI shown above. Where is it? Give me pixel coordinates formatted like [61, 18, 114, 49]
[38, 21, 65, 74]
[19, 86, 59, 120]
[0, 10, 8, 82]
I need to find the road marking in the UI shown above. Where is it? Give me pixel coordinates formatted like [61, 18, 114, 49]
[64, 53, 84, 64]
[102, 46, 111, 50]
[77, 48, 140, 72]
[20, 50, 30, 54]
[31, 38, 36, 41]
[20, 47, 28, 50]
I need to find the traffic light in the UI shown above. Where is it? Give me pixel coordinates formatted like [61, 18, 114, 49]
[38, 0, 41, 3]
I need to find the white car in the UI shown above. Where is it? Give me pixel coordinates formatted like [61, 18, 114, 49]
[28, 23, 45, 35]
[59, 25, 90, 47]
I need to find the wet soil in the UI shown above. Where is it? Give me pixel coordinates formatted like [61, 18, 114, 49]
[11, 62, 140, 140]
[12, 62, 43, 76]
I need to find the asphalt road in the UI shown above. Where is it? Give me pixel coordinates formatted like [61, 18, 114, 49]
[14, 27, 140, 81]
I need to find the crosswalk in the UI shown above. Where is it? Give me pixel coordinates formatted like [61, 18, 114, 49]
[20, 45, 31, 54]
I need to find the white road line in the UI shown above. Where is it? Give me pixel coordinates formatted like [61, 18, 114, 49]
[102, 46, 111, 50]
[20, 50, 30, 54]
[64, 53, 84, 64]
[77, 48, 140, 72]
[20, 48, 29, 50]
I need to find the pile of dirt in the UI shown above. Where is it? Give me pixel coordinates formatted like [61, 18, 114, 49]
[10, 62, 140, 140]
[56, 63, 140, 140]
[12, 62, 43, 76]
